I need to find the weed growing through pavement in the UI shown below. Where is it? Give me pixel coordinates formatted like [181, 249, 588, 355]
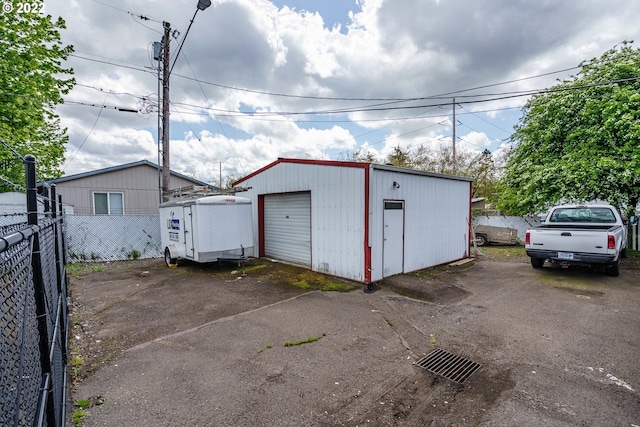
[258, 344, 274, 353]
[74, 399, 91, 409]
[67, 262, 104, 278]
[429, 334, 437, 347]
[72, 397, 104, 426]
[284, 333, 326, 347]
[90, 265, 104, 273]
[72, 409, 86, 426]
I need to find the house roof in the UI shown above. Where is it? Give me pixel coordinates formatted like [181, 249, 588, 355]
[41, 160, 213, 187]
[233, 158, 473, 186]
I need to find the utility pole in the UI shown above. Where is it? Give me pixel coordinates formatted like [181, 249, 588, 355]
[153, 41, 163, 204]
[154, 1, 212, 202]
[452, 97, 456, 175]
[161, 21, 171, 202]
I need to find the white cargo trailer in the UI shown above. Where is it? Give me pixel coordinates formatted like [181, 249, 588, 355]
[159, 195, 254, 266]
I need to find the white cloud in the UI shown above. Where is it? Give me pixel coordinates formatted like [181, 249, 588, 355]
[44, 0, 640, 183]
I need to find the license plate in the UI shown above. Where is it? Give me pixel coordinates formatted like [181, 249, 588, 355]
[558, 252, 574, 260]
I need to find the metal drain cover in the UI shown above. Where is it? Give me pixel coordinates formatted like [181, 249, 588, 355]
[414, 348, 482, 383]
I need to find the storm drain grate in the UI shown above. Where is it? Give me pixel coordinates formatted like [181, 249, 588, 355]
[414, 348, 482, 383]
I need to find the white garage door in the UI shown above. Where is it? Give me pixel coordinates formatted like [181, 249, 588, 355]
[264, 192, 311, 266]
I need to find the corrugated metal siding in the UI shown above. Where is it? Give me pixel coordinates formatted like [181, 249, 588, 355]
[240, 163, 366, 281]
[264, 192, 311, 266]
[369, 170, 470, 281]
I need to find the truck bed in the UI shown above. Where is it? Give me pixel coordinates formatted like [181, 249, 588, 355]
[525, 204, 627, 276]
[527, 225, 621, 254]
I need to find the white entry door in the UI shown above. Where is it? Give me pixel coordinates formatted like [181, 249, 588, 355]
[383, 200, 404, 277]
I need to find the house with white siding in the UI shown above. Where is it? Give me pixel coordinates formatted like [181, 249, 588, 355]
[233, 158, 473, 283]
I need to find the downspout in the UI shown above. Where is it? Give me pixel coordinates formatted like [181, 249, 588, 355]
[364, 165, 372, 283]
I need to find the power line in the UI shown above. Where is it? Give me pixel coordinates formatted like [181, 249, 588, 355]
[64, 73, 636, 122]
[166, 75, 640, 117]
[458, 105, 513, 135]
[89, 0, 163, 23]
[68, 51, 598, 103]
[180, 53, 248, 175]
[68, 54, 154, 75]
[63, 93, 110, 171]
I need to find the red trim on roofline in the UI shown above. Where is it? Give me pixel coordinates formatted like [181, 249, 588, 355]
[233, 158, 370, 186]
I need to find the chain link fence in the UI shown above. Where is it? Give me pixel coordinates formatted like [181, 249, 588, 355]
[1, 155, 69, 427]
[66, 215, 161, 262]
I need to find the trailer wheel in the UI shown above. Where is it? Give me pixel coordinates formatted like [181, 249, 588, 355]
[606, 259, 620, 277]
[530, 257, 545, 268]
[164, 247, 177, 267]
[475, 234, 488, 246]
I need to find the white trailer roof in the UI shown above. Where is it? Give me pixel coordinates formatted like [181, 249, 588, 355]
[160, 195, 251, 208]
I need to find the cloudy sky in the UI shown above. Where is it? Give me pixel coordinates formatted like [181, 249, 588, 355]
[47, 0, 640, 185]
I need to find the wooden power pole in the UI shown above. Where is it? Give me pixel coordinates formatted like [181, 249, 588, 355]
[452, 97, 456, 175]
[161, 21, 171, 202]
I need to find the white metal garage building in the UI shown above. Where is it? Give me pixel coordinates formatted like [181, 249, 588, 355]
[233, 158, 473, 284]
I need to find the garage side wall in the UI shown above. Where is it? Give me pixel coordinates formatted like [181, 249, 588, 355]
[369, 170, 471, 281]
[240, 163, 367, 281]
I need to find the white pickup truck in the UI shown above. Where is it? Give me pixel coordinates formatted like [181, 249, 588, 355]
[525, 204, 628, 276]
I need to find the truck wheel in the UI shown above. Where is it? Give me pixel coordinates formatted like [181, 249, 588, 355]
[530, 257, 545, 268]
[606, 259, 620, 277]
[475, 234, 487, 246]
[164, 247, 177, 267]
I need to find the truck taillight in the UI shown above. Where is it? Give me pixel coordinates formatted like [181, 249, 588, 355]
[525, 231, 530, 244]
[608, 235, 615, 249]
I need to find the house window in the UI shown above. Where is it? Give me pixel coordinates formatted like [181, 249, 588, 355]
[93, 192, 124, 215]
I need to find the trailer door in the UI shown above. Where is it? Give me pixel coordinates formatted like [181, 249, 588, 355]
[183, 205, 195, 259]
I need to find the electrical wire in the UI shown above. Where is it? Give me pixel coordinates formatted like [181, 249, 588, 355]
[89, 0, 163, 23]
[64, 74, 635, 122]
[67, 50, 611, 103]
[63, 93, 110, 171]
[458, 105, 513, 136]
[68, 54, 155, 75]
[169, 9, 199, 76]
[180, 53, 248, 175]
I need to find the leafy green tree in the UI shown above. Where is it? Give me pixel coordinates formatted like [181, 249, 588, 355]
[498, 42, 640, 216]
[340, 148, 379, 163]
[386, 145, 413, 168]
[384, 144, 441, 170]
[466, 149, 500, 200]
[0, 1, 74, 190]
[384, 144, 502, 205]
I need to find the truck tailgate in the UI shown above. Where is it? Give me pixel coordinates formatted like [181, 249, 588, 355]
[528, 228, 610, 255]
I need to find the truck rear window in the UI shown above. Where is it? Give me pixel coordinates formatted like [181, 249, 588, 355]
[548, 207, 616, 223]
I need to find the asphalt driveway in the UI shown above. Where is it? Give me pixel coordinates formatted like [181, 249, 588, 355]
[68, 253, 640, 426]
